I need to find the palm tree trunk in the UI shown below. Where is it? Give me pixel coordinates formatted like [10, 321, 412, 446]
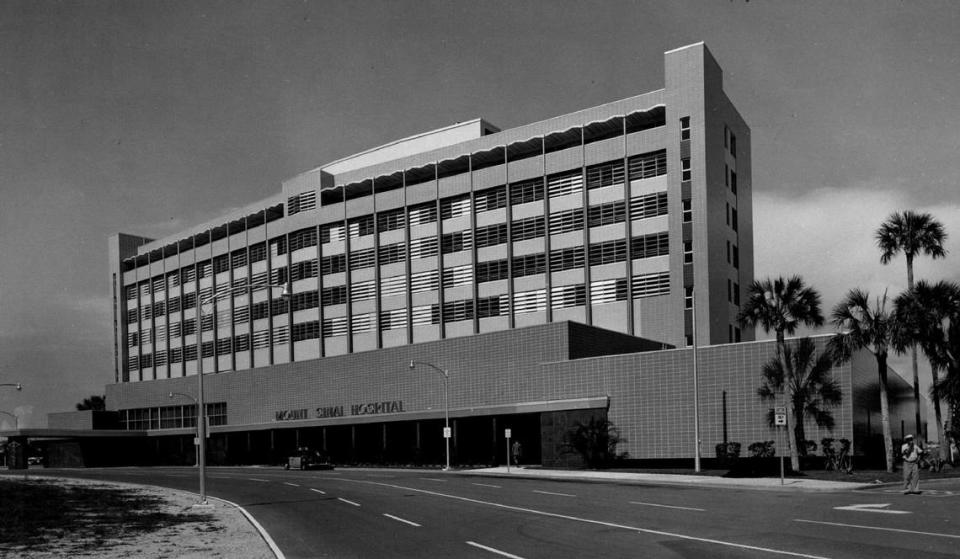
[776, 331, 799, 471]
[878, 353, 894, 473]
[931, 364, 947, 462]
[907, 256, 923, 436]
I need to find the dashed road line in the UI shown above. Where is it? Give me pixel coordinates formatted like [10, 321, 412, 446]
[284, 482, 300, 487]
[630, 501, 705, 512]
[339, 478, 831, 559]
[421, 477, 447, 482]
[795, 519, 960, 539]
[338, 497, 361, 507]
[471, 482, 502, 488]
[310, 488, 326, 495]
[466, 541, 526, 559]
[383, 513, 421, 527]
[532, 490, 575, 497]
[248, 478, 270, 482]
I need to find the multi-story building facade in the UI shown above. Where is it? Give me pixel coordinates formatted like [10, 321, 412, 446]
[109, 43, 753, 386]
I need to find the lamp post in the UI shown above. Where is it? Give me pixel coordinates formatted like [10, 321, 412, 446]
[169, 392, 199, 466]
[691, 290, 701, 473]
[409, 360, 450, 471]
[196, 283, 289, 506]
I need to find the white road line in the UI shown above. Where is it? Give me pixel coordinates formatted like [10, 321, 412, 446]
[795, 519, 960, 539]
[466, 541, 526, 559]
[338, 497, 361, 507]
[248, 478, 270, 482]
[472, 482, 502, 488]
[208, 496, 286, 559]
[421, 477, 447, 482]
[532, 490, 575, 497]
[284, 482, 300, 487]
[310, 488, 326, 495]
[339, 478, 830, 559]
[383, 513, 421, 527]
[630, 501, 706, 512]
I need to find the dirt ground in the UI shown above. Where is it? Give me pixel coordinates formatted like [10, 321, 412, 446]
[0, 476, 275, 559]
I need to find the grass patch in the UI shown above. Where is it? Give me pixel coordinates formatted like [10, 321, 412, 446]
[0, 478, 215, 556]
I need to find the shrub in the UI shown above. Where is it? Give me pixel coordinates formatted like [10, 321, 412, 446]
[715, 442, 742, 466]
[561, 417, 627, 468]
[748, 440, 776, 458]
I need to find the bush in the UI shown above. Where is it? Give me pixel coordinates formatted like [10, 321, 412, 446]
[748, 441, 776, 458]
[561, 417, 628, 468]
[715, 442, 741, 466]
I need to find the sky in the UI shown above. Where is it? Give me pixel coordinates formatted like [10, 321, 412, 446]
[1, 0, 959, 428]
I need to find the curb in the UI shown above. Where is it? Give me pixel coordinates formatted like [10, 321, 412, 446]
[208, 495, 286, 559]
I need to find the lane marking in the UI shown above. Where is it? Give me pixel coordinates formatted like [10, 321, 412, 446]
[337, 478, 829, 559]
[795, 519, 960, 539]
[310, 488, 326, 495]
[532, 490, 575, 497]
[421, 477, 447, 482]
[383, 513, 421, 527]
[466, 541, 526, 559]
[472, 483, 502, 489]
[284, 482, 300, 487]
[833, 503, 910, 514]
[338, 497, 361, 507]
[630, 501, 706, 512]
[248, 478, 270, 482]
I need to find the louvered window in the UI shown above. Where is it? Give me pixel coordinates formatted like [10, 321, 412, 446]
[476, 259, 509, 283]
[234, 333, 251, 352]
[351, 280, 375, 301]
[348, 216, 375, 239]
[588, 239, 627, 266]
[410, 270, 439, 293]
[291, 291, 319, 312]
[513, 289, 546, 314]
[292, 321, 320, 342]
[321, 223, 346, 243]
[269, 267, 288, 286]
[253, 330, 270, 349]
[152, 277, 166, 294]
[409, 237, 438, 259]
[322, 285, 347, 306]
[630, 233, 670, 259]
[289, 228, 318, 251]
[440, 195, 471, 220]
[269, 238, 287, 257]
[321, 254, 346, 275]
[140, 282, 151, 297]
[632, 272, 670, 298]
[591, 278, 628, 305]
[511, 253, 546, 278]
[127, 308, 138, 324]
[442, 299, 474, 322]
[379, 308, 408, 330]
[551, 284, 586, 309]
[587, 201, 626, 227]
[441, 231, 471, 254]
[379, 243, 406, 265]
[214, 255, 230, 274]
[126, 285, 138, 300]
[511, 216, 545, 241]
[510, 178, 544, 206]
[547, 170, 582, 198]
[627, 150, 667, 180]
[442, 264, 473, 288]
[272, 325, 289, 345]
[630, 192, 668, 219]
[182, 318, 196, 336]
[475, 186, 507, 212]
[249, 243, 267, 263]
[377, 209, 405, 232]
[216, 338, 232, 356]
[170, 347, 183, 363]
[549, 209, 583, 235]
[411, 304, 440, 325]
[408, 204, 437, 226]
[288, 191, 317, 215]
[181, 267, 196, 283]
[349, 248, 375, 270]
[475, 223, 508, 248]
[477, 295, 507, 318]
[586, 160, 625, 190]
[380, 275, 406, 297]
[290, 260, 317, 281]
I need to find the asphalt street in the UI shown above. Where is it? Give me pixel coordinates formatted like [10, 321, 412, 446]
[24, 467, 960, 558]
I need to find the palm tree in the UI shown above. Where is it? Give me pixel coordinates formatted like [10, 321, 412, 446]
[896, 280, 960, 460]
[76, 395, 106, 411]
[829, 289, 898, 472]
[758, 337, 842, 472]
[739, 276, 825, 471]
[738, 276, 825, 357]
[877, 211, 948, 434]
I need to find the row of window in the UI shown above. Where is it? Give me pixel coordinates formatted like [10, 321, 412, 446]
[119, 403, 226, 431]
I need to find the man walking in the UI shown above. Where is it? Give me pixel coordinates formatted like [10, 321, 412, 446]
[511, 439, 522, 467]
[901, 434, 924, 494]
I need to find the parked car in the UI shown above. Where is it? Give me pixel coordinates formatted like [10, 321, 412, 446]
[284, 447, 333, 470]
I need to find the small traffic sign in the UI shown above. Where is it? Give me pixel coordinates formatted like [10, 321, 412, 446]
[775, 406, 786, 414]
[504, 428, 512, 438]
[775, 414, 787, 426]
[443, 427, 452, 438]
[193, 437, 199, 446]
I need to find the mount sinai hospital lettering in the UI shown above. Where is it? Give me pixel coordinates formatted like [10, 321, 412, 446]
[275, 400, 404, 422]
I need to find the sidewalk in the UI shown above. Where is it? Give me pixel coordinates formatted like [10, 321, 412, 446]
[457, 466, 874, 491]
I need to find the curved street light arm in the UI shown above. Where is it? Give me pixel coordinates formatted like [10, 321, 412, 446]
[0, 383, 22, 391]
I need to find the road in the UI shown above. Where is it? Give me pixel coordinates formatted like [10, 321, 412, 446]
[26, 467, 960, 558]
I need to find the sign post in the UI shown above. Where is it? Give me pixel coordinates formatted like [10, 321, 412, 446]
[505, 429, 512, 473]
[775, 406, 787, 485]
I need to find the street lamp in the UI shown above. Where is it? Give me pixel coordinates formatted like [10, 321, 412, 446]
[169, 392, 199, 466]
[0, 384, 21, 391]
[409, 360, 450, 471]
[691, 290, 701, 473]
[195, 283, 290, 506]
